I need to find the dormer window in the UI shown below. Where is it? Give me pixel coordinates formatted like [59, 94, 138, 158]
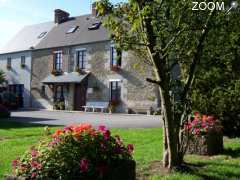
[66, 26, 79, 34]
[110, 46, 121, 71]
[88, 22, 101, 30]
[38, 32, 47, 39]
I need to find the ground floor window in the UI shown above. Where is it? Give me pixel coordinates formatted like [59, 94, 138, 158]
[110, 81, 121, 103]
[8, 84, 24, 108]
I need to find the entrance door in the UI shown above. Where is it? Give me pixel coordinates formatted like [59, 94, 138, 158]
[74, 83, 87, 111]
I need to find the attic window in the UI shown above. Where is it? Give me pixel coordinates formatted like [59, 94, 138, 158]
[88, 22, 101, 30]
[38, 32, 47, 39]
[66, 26, 79, 34]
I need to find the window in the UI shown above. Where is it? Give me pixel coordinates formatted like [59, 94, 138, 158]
[76, 50, 87, 69]
[54, 85, 66, 101]
[41, 85, 46, 96]
[110, 81, 121, 102]
[8, 84, 24, 107]
[38, 32, 47, 39]
[110, 46, 121, 68]
[7, 57, 11, 69]
[88, 22, 101, 30]
[21, 56, 25, 67]
[66, 26, 79, 34]
[53, 51, 63, 71]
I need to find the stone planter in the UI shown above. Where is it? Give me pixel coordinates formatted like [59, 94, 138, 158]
[5, 160, 136, 180]
[187, 130, 223, 155]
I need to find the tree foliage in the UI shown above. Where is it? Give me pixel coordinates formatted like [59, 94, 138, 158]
[191, 6, 240, 137]
[97, 0, 239, 169]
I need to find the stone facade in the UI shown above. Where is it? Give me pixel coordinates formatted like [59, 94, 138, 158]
[31, 41, 158, 113]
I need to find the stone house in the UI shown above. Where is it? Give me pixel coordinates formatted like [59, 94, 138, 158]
[0, 22, 54, 108]
[31, 7, 159, 113]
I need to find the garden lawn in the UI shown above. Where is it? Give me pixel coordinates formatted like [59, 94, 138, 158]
[0, 119, 240, 180]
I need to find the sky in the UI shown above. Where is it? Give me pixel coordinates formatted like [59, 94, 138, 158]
[0, 0, 126, 48]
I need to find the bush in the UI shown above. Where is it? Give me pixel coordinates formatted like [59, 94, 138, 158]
[191, 80, 240, 137]
[0, 104, 10, 118]
[12, 124, 134, 179]
[0, 92, 18, 110]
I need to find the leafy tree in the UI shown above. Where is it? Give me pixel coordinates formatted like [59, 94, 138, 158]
[97, 0, 238, 169]
[191, 5, 240, 137]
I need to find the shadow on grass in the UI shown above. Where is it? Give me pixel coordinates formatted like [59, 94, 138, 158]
[181, 149, 240, 180]
[187, 162, 240, 180]
[0, 117, 61, 129]
[223, 148, 240, 158]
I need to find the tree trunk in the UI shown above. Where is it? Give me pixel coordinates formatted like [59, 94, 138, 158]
[158, 81, 182, 169]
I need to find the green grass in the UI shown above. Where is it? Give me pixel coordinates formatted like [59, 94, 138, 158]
[0, 119, 240, 180]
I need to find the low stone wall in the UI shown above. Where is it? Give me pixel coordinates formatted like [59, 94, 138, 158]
[187, 130, 223, 155]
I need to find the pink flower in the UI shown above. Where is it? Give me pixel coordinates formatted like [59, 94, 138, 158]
[103, 130, 110, 140]
[64, 126, 73, 133]
[80, 159, 89, 172]
[31, 172, 37, 178]
[115, 135, 123, 146]
[31, 149, 38, 158]
[12, 159, 18, 169]
[98, 125, 107, 132]
[30, 161, 42, 169]
[127, 144, 134, 154]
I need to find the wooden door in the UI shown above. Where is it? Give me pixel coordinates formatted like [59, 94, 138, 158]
[74, 83, 87, 111]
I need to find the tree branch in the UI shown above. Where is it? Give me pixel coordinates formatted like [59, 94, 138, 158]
[146, 78, 162, 86]
[181, 11, 215, 102]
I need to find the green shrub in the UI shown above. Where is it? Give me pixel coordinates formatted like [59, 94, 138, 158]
[191, 80, 240, 137]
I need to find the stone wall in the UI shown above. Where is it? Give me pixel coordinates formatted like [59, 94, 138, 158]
[31, 48, 70, 109]
[31, 41, 158, 112]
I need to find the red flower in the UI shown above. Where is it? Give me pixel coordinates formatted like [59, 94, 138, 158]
[127, 144, 134, 154]
[52, 129, 63, 138]
[202, 115, 207, 122]
[73, 124, 92, 134]
[80, 159, 89, 172]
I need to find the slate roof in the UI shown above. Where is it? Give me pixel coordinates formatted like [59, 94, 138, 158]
[35, 14, 109, 50]
[0, 22, 54, 54]
[42, 72, 89, 84]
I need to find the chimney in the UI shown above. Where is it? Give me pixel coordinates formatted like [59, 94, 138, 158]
[54, 9, 70, 24]
[91, 2, 98, 17]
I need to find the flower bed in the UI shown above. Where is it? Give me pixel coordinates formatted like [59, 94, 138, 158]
[9, 124, 135, 180]
[184, 112, 223, 155]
